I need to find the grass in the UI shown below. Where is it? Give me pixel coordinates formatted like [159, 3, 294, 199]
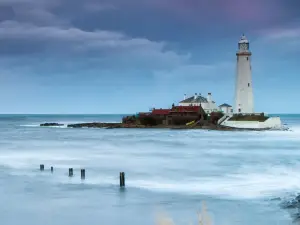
[228, 113, 269, 122]
[156, 202, 213, 225]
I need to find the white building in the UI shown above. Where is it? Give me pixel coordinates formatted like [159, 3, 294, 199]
[219, 103, 233, 114]
[179, 93, 219, 113]
[235, 34, 254, 114]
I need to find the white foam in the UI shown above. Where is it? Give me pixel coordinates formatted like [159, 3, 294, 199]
[119, 166, 300, 200]
[3, 163, 300, 201]
[20, 124, 40, 127]
[0, 151, 85, 169]
[3, 116, 300, 202]
[23, 164, 299, 201]
[20, 124, 68, 128]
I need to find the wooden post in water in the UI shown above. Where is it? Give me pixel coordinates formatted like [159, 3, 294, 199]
[40, 164, 44, 171]
[81, 169, 85, 180]
[120, 172, 125, 187]
[69, 168, 73, 177]
[50, 166, 53, 173]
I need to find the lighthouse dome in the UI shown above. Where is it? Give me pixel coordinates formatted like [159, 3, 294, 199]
[238, 34, 249, 44]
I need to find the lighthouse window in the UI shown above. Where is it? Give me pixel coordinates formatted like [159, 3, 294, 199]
[246, 57, 249, 60]
[248, 83, 250, 87]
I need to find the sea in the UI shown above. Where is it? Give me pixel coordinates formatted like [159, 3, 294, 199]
[0, 114, 300, 225]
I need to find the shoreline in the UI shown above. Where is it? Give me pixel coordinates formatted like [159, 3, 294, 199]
[40, 122, 274, 131]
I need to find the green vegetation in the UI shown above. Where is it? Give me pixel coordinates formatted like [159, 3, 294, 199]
[229, 113, 268, 122]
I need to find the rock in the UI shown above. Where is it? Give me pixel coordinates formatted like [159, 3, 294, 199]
[40, 121, 272, 131]
[281, 199, 300, 209]
[40, 123, 64, 127]
[122, 115, 137, 124]
[67, 122, 122, 129]
[279, 195, 300, 222]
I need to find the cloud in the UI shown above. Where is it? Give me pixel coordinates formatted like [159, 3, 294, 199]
[253, 25, 300, 53]
[0, 0, 64, 25]
[84, 2, 117, 12]
[153, 62, 234, 83]
[0, 19, 193, 79]
[132, 0, 290, 25]
[0, 20, 187, 59]
[0, 0, 241, 84]
[260, 27, 300, 40]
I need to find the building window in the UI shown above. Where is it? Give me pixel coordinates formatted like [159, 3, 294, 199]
[238, 109, 241, 113]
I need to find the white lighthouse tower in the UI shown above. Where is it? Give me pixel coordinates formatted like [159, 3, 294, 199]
[235, 34, 254, 114]
[219, 34, 283, 129]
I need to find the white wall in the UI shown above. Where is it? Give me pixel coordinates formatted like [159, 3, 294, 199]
[179, 103, 194, 107]
[179, 102, 219, 113]
[178, 93, 219, 113]
[202, 102, 218, 113]
[221, 117, 282, 129]
[220, 106, 233, 114]
[235, 53, 254, 113]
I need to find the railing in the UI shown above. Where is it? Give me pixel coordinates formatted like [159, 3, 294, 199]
[217, 115, 228, 125]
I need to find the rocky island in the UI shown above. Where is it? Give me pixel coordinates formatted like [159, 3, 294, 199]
[40, 106, 274, 131]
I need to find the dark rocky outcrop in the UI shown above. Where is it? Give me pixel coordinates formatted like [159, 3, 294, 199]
[280, 195, 300, 209]
[40, 123, 64, 127]
[39, 121, 272, 131]
[40, 119, 272, 131]
[122, 115, 138, 124]
[67, 122, 122, 129]
[62, 122, 264, 131]
[280, 195, 300, 222]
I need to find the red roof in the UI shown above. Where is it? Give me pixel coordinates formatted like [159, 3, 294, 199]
[151, 109, 171, 115]
[150, 106, 201, 115]
[171, 106, 200, 113]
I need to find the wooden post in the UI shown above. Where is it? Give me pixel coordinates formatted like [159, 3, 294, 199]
[40, 164, 44, 171]
[120, 172, 125, 187]
[69, 168, 73, 177]
[81, 169, 85, 180]
[51, 166, 53, 173]
[119, 172, 123, 187]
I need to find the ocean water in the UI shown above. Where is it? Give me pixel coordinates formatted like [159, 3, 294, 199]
[1, 114, 300, 225]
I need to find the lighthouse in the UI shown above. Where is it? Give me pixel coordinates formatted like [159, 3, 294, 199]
[235, 34, 254, 114]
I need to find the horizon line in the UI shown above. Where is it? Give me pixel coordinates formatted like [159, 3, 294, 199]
[0, 113, 299, 115]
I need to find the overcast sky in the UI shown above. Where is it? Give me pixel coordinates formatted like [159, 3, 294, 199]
[0, 0, 299, 114]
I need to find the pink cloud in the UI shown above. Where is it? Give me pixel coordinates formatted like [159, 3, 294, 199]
[258, 27, 300, 40]
[144, 0, 288, 24]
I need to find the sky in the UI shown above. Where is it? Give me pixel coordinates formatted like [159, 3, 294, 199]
[0, 0, 300, 114]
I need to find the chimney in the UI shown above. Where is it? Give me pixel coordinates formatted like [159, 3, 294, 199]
[207, 92, 212, 102]
[184, 94, 186, 100]
[194, 93, 197, 100]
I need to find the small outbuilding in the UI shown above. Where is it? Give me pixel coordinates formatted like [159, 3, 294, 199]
[219, 103, 233, 114]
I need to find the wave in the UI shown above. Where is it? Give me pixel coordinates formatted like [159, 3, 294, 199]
[286, 125, 300, 133]
[124, 168, 300, 200]
[20, 124, 69, 128]
[6, 164, 296, 201]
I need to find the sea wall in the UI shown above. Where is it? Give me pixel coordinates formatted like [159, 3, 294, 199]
[221, 116, 282, 129]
